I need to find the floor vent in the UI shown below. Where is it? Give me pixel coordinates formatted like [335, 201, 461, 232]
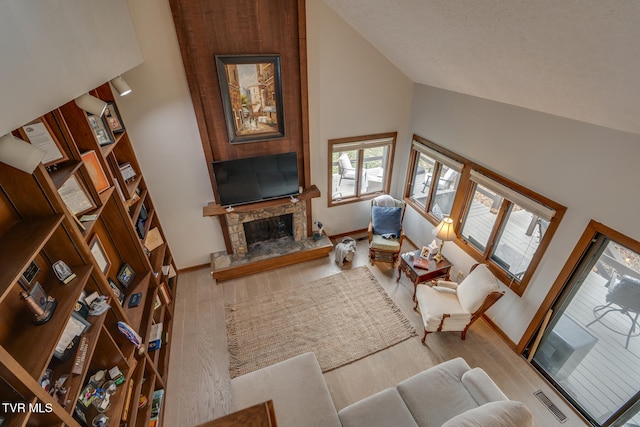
[534, 390, 568, 423]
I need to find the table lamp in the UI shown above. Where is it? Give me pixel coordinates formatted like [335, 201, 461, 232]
[433, 217, 455, 263]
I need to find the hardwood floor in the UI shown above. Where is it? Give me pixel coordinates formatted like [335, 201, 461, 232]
[163, 239, 589, 426]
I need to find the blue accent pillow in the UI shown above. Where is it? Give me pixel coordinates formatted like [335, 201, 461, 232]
[371, 206, 402, 237]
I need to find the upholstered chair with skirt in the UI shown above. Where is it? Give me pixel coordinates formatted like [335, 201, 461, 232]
[414, 264, 504, 343]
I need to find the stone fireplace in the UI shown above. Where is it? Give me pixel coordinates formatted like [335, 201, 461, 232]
[206, 186, 332, 281]
[225, 202, 307, 256]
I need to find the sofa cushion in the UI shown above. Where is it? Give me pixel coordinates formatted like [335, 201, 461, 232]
[397, 358, 479, 427]
[441, 400, 533, 427]
[230, 352, 341, 427]
[461, 367, 508, 405]
[338, 388, 418, 427]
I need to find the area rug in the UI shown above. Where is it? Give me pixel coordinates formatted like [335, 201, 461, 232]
[226, 266, 417, 378]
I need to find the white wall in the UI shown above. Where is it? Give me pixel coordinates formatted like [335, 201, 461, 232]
[0, 0, 142, 136]
[405, 84, 640, 343]
[117, 0, 223, 269]
[306, 0, 413, 235]
[114, 0, 414, 268]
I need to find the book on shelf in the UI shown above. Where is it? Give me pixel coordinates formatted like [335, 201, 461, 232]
[150, 389, 164, 422]
[122, 378, 134, 422]
[144, 227, 163, 251]
[148, 322, 163, 351]
[159, 282, 171, 305]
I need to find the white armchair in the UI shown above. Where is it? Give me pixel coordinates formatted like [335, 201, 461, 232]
[414, 264, 504, 344]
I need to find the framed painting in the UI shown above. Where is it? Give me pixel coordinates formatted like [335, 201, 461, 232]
[215, 54, 285, 144]
[58, 174, 96, 215]
[81, 150, 110, 193]
[19, 117, 69, 166]
[89, 234, 111, 275]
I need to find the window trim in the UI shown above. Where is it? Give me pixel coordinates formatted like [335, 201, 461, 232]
[403, 135, 470, 224]
[328, 132, 396, 207]
[458, 164, 565, 296]
[404, 134, 566, 296]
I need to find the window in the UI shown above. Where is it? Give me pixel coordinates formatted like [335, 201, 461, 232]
[405, 137, 464, 222]
[328, 133, 396, 206]
[459, 170, 561, 295]
[404, 134, 565, 295]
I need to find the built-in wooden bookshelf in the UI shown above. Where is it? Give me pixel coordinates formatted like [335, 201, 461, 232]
[0, 82, 176, 427]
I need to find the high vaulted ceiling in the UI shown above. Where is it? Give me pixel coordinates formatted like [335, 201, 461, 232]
[323, 0, 640, 135]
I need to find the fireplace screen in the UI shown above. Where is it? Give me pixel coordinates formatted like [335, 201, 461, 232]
[243, 214, 294, 249]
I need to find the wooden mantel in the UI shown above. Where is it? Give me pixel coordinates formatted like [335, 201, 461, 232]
[203, 185, 320, 217]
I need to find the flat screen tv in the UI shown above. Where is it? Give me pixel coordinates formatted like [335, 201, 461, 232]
[212, 152, 299, 206]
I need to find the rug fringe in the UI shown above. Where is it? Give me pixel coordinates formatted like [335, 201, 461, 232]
[361, 267, 418, 337]
[225, 304, 242, 377]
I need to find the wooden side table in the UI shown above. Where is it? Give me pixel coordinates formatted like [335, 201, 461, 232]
[397, 250, 452, 301]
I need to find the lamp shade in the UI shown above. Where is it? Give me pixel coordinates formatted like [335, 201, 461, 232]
[110, 75, 132, 96]
[434, 217, 456, 241]
[0, 134, 46, 173]
[74, 93, 107, 116]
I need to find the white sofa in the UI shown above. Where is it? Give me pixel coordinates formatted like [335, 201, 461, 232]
[230, 352, 533, 427]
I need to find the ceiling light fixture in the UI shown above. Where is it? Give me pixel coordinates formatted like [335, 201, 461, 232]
[74, 93, 108, 117]
[0, 133, 46, 174]
[110, 75, 132, 96]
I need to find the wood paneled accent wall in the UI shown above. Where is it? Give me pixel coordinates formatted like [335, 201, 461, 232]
[168, 0, 310, 192]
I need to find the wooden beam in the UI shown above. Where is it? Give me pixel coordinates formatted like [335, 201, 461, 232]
[203, 185, 320, 217]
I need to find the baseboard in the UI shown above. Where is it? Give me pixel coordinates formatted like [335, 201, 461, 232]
[177, 263, 210, 274]
[482, 314, 517, 350]
[328, 228, 369, 242]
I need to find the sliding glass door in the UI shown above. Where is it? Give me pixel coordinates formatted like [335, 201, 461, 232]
[530, 233, 640, 426]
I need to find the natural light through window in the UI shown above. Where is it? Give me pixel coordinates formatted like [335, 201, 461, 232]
[329, 133, 396, 206]
[406, 138, 462, 220]
[460, 170, 557, 289]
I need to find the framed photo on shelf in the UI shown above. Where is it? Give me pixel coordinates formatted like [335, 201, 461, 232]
[58, 174, 96, 215]
[104, 102, 125, 133]
[89, 234, 111, 275]
[215, 54, 285, 144]
[86, 113, 114, 146]
[119, 162, 136, 182]
[19, 118, 68, 166]
[54, 311, 91, 359]
[18, 260, 40, 290]
[108, 278, 125, 306]
[117, 263, 136, 288]
[81, 150, 110, 193]
[29, 282, 49, 312]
